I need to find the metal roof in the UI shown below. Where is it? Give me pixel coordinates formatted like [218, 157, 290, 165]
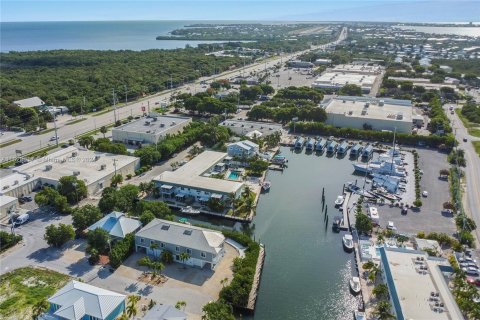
[87, 211, 142, 238]
[142, 304, 187, 320]
[13, 96, 45, 108]
[48, 281, 125, 320]
[136, 218, 225, 254]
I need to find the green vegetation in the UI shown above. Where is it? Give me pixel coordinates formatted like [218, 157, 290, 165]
[0, 139, 21, 149]
[44, 223, 75, 247]
[201, 300, 235, 320]
[0, 49, 243, 115]
[472, 141, 480, 157]
[461, 102, 480, 124]
[449, 255, 480, 318]
[0, 231, 22, 252]
[0, 267, 70, 320]
[0, 104, 51, 132]
[412, 150, 422, 206]
[57, 175, 88, 204]
[35, 186, 70, 214]
[219, 230, 260, 307]
[448, 149, 466, 167]
[291, 121, 455, 149]
[338, 84, 362, 96]
[109, 233, 135, 268]
[427, 97, 451, 134]
[87, 228, 111, 254]
[246, 157, 269, 177]
[417, 231, 462, 251]
[432, 59, 480, 79]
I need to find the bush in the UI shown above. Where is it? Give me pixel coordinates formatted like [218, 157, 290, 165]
[57, 176, 88, 204]
[88, 249, 100, 265]
[140, 211, 155, 226]
[87, 228, 110, 254]
[44, 224, 75, 247]
[109, 233, 135, 268]
[72, 205, 102, 232]
[413, 199, 423, 207]
[0, 231, 22, 252]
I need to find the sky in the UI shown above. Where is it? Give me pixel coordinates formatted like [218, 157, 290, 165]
[1, 0, 480, 23]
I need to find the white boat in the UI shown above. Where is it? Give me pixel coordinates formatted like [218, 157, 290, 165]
[349, 277, 361, 295]
[343, 234, 354, 252]
[354, 311, 366, 320]
[353, 161, 406, 177]
[180, 206, 200, 215]
[334, 195, 345, 206]
[262, 181, 272, 191]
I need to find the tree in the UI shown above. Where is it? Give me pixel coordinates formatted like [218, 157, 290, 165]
[110, 174, 123, 188]
[44, 224, 75, 247]
[140, 210, 155, 226]
[220, 277, 229, 288]
[160, 250, 174, 264]
[372, 283, 389, 300]
[32, 298, 50, 320]
[78, 135, 94, 149]
[126, 295, 140, 318]
[373, 301, 395, 320]
[179, 252, 191, 268]
[57, 176, 88, 204]
[355, 213, 373, 235]
[35, 187, 70, 214]
[138, 256, 165, 279]
[87, 228, 110, 254]
[72, 204, 102, 231]
[175, 300, 187, 311]
[338, 84, 362, 96]
[201, 301, 235, 320]
[100, 125, 107, 138]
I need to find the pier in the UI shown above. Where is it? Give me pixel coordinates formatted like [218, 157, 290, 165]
[339, 191, 352, 230]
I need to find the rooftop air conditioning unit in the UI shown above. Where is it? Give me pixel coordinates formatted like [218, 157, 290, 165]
[73, 171, 80, 176]
[379, 100, 385, 106]
[152, 117, 157, 122]
[100, 164, 107, 170]
[72, 152, 78, 157]
[365, 102, 370, 108]
[45, 165, 53, 171]
[145, 121, 150, 125]
[160, 123, 165, 127]
[13, 180, 18, 185]
[95, 155, 101, 161]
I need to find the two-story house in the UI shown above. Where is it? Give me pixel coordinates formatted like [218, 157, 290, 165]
[135, 219, 225, 270]
[227, 140, 259, 159]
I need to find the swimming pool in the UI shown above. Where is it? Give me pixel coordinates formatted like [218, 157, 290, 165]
[228, 171, 241, 180]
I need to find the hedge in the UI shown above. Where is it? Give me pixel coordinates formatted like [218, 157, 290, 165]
[109, 233, 135, 268]
[0, 231, 22, 252]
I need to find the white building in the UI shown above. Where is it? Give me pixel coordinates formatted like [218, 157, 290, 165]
[287, 60, 314, 68]
[155, 151, 244, 203]
[112, 115, 192, 145]
[379, 247, 463, 320]
[321, 96, 415, 133]
[314, 58, 332, 65]
[220, 119, 283, 136]
[0, 146, 139, 197]
[227, 140, 259, 159]
[312, 72, 378, 93]
[0, 195, 17, 220]
[331, 63, 383, 75]
[13, 96, 45, 108]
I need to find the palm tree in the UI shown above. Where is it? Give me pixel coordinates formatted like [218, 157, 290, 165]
[175, 300, 187, 311]
[32, 298, 49, 319]
[372, 283, 389, 300]
[117, 312, 129, 320]
[100, 125, 107, 138]
[179, 252, 191, 269]
[126, 295, 140, 318]
[78, 136, 94, 149]
[139, 182, 149, 196]
[242, 186, 252, 198]
[220, 277, 229, 288]
[373, 301, 395, 320]
[225, 192, 236, 211]
[368, 264, 381, 284]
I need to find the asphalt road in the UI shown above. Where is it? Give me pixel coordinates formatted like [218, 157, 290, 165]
[446, 104, 480, 242]
[1, 27, 347, 161]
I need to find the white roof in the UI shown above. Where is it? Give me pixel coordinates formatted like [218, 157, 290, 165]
[48, 281, 125, 320]
[13, 96, 45, 108]
[228, 140, 259, 151]
[142, 304, 187, 320]
[87, 211, 141, 238]
[0, 195, 17, 207]
[154, 151, 243, 195]
[245, 130, 263, 138]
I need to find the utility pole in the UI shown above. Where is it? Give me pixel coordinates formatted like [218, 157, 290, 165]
[53, 115, 59, 147]
[112, 88, 117, 123]
[113, 159, 117, 176]
[124, 85, 128, 106]
[81, 96, 85, 118]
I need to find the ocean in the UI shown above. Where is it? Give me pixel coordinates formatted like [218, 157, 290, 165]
[0, 20, 230, 52]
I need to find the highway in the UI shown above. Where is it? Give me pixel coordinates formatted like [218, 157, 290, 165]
[446, 104, 480, 242]
[1, 27, 347, 161]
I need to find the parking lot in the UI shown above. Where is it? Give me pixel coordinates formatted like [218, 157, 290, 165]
[375, 148, 455, 235]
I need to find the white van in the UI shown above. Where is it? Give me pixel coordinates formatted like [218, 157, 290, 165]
[368, 207, 380, 225]
[15, 213, 30, 226]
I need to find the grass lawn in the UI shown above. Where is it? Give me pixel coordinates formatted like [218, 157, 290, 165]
[0, 267, 70, 319]
[455, 109, 480, 138]
[66, 118, 87, 126]
[0, 139, 21, 149]
[473, 141, 480, 157]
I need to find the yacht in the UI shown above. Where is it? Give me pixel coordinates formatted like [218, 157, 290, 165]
[262, 181, 272, 191]
[180, 206, 200, 215]
[315, 138, 327, 152]
[332, 216, 343, 231]
[343, 234, 354, 252]
[305, 138, 316, 151]
[353, 161, 406, 177]
[334, 195, 345, 207]
[349, 277, 361, 295]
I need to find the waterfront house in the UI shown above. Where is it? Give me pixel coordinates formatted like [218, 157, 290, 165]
[142, 304, 187, 320]
[47, 281, 126, 320]
[135, 218, 226, 270]
[326, 141, 338, 153]
[227, 140, 259, 159]
[362, 144, 374, 159]
[315, 138, 327, 151]
[350, 143, 363, 157]
[305, 138, 316, 151]
[294, 137, 305, 149]
[87, 211, 142, 240]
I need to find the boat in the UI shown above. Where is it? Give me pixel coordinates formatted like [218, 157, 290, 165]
[271, 154, 287, 165]
[178, 218, 192, 225]
[315, 138, 327, 152]
[327, 141, 338, 153]
[337, 142, 349, 155]
[349, 277, 361, 295]
[343, 234, 354, 252]
[305, 138, 316, 151]
[353, 161, 406, 177]
[262, 180, 272, 191]
[347, 183, 376, 198]
[332, 216, 343, 231]
[294, 137, 305, 149]
[334, 195, 345, 207]
[180, 206, 200, 215]
[353, 310, 366, 320]
[361, 144, 373, 159]
[350, 143, 363, 158]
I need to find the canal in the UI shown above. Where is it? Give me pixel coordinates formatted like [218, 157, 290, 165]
[249, 146, 362, 320]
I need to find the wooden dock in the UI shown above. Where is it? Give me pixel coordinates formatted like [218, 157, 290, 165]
[246, 244, 265, 311]
[339, 192, 351, 231]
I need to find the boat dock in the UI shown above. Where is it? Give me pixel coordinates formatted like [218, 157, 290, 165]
[268, 164, 284, 171]
[339, 192, 351, 230]
[246, 244, 265, 312]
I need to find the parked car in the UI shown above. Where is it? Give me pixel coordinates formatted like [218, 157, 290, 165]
[475, 279, 480, 287]
[14, 213, 30, 226]
[463, 267, 479, 276]
[15, 158, 29, 166]
[422, 191, 428, 197]
[387, 221, 396, 230]
[19, 195, 32, 202]
[463, 137, 468, 142]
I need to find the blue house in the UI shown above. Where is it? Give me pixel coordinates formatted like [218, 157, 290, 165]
[47, 281, 126, 320]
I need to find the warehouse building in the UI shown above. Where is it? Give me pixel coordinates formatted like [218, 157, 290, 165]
[321, 96, 415, 133]
[220, 119, 283, 137]
[13, 96, 46, 108]
[0, 195, 18, 220]
[0, 146, 139, 197]
[379, 247, 463, 320]
[331, 63, 383, 75]
[112, 115, 192, 145]
[154, 151, 244, 204]
[312, 72, 378, 93]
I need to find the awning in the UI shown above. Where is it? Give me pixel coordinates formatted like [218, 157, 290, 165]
[161, 184, 173, 190]
[211, 194, 223, 200]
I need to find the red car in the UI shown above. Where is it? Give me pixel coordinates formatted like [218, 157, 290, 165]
[475, 279, 480, 287]
[467, 277, 475, 285]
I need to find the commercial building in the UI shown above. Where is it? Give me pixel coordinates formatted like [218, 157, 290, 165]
[312, 72, 378, 93]
[112, 115, 191, 145]
[135, 218, 225, 270]
[220, 119, 283, 137]
[331, 63, 383, 75]
[379, 247, 463, 320]
[47, 281, 126, 320]
[0, 195, 17, 220]
[87, 211, 142, 240]
[320, 96, 415, 133]
[154, 151, 244, 204]
[227, 140, 259, 159]
[287, 60, 314, 68]
[0, 146, 139, 197]
[13, 96, 46, 108]
[314, 58, 332, 65]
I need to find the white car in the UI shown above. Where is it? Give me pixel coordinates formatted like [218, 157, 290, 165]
[49, 136, 58, 141]
[387, 221, 396, 230]
[422, 191, 428, 197]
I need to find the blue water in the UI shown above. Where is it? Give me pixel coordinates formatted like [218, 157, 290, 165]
[228, 171, 240, 180]
[0, 21, 229, 52]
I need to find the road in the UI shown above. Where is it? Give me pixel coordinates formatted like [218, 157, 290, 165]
[446, 104, 480, 242]
[1, 27, 347, 161]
